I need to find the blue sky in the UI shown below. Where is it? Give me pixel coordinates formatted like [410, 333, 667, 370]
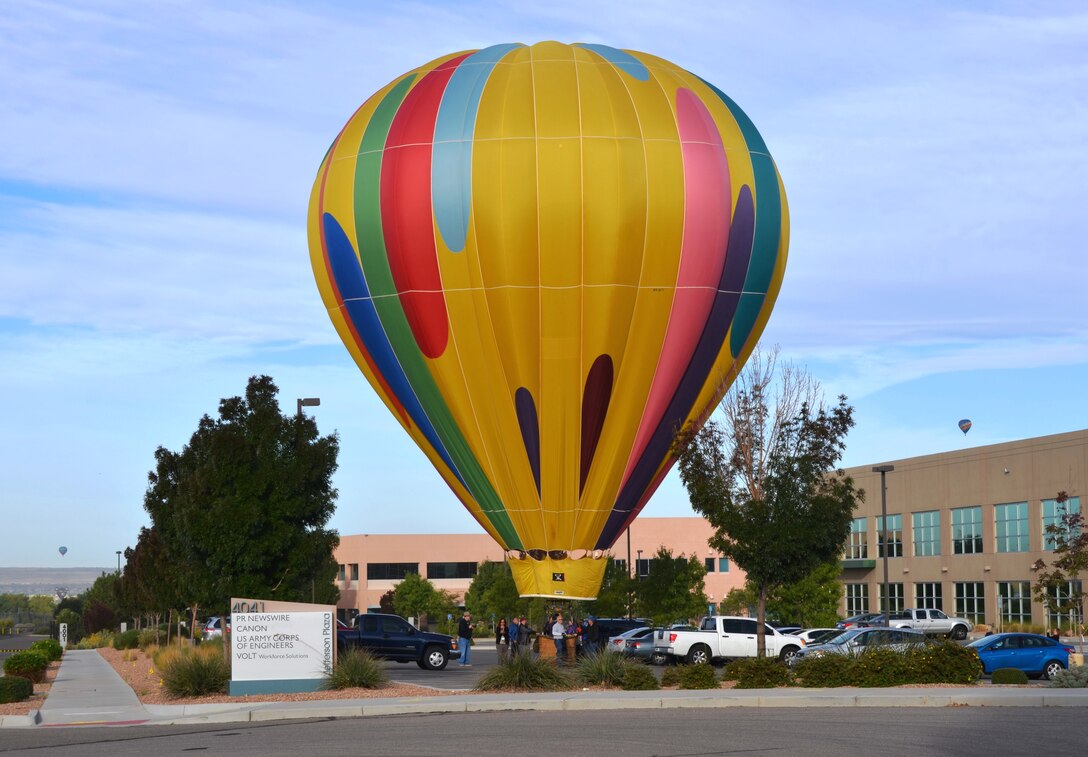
[1, 1, 1085, 568]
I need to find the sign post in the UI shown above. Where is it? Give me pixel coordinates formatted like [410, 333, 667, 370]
[58, 623, 68, 649]
[228, 597, 337, 696]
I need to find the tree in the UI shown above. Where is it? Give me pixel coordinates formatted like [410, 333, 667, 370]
[674, 348, 861, 656]
[632, 547, 708, 625]
[144, 375, 341, 626]
[585, 559, 636, 618]
[720, 561, 843, 628]
[464, 561, 522, 626]
[392, 572, 456, 625]
[1032, 491, 1086, 645]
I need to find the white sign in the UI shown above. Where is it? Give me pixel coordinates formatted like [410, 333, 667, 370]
[231, 611, 333, 682]
[58, 623, 68, 648]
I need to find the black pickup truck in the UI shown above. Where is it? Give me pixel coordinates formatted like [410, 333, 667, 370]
[337, 613, 456, 670]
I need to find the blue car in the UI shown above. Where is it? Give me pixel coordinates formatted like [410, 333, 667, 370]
[967, 633, 1073, 680]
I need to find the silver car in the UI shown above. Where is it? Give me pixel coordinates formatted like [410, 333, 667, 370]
[606, 626, 652, 653]
[788, 626, 926, 666]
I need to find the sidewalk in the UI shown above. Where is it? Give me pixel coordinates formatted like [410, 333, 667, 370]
[3, 649, 1087, 729]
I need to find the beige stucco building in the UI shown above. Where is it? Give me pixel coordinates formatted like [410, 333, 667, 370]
[842, 429, 1085, 628]
[332, 517, 746, 622]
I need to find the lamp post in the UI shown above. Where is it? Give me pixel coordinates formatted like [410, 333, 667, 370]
[296, 397, 320, 416]
[637, 549, 643, 578]
[872, 464, 894, 626]
[116, 551, 122, 574]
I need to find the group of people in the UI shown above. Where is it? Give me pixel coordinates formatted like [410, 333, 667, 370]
[455, 610, 603, 666]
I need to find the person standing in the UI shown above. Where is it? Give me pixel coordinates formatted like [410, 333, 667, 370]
[552, 612, 566, 663]
[496, 617, 511, 662]
[457, 611, 474, 666]
[509, 615, 521, 655]
[583, 616, 600, 655]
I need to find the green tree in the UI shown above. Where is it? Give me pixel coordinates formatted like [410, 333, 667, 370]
[720, 561, 843, 628]
[27, 595, 55, 617]
[1032, 491, 1087, 643]
[82, 573, 123, 632]
[464, 561, 522, 625]
[674, 348, 861, 656]
[392, 572, 456, 624]
[120, 527, 182, 634]
[585, 558, 636, 618]
[144, 375, 341, 626]
[632, 547, 708, 625]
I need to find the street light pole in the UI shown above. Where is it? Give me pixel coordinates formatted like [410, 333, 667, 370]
[872, 464, 894, 626]
[116, 550, 122, 574]
[297, 397, 320, 416]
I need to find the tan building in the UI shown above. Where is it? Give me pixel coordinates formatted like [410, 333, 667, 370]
[333, 518, 746, 622]
[842, 429, 1085, 629]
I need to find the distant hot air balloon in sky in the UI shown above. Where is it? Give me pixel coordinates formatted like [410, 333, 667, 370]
[958, 419, 972, 435]
[58, 546, 67, 557]
[308, 42, 788, 599]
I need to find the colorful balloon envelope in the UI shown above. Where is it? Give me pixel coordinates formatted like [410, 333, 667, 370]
[959, 419, 972, 435]
[308, 42, 788, 599]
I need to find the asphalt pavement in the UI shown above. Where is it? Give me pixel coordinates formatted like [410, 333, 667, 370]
[3, 643, 1087, 729]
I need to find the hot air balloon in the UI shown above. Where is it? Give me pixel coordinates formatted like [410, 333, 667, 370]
[58, 546, 67, 557]
[958, 419, 972, 435]
[308, 42, 788, 599]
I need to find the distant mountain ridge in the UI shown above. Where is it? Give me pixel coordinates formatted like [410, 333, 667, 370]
[0, 567, 112, 595]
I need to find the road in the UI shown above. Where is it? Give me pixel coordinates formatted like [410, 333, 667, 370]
[0, 707, 1082, 755]
[0, 633, 42, 667]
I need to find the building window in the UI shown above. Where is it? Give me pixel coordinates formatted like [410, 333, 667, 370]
[1046, 580, 1083, 629]
[955, 582, 985, 624]
[366, 563, 419, 581]
[877, 514, 903, 558]
[704, 557, 715, 573]
[915, 582, 943, 610]
[636, 558, 652, 577]
[912, 511, 940, 556]
[350, 564, 359, 581]
[337, 564, 346, 582]
[613, 558, 628, 576]
[997, 581, 1032, 625]
[1042, 496, 1081, 551]
[879, 583, 904, 612]
[952, 506, 983, 554]
[719, 558, 730, 573]
[995, 502, 1029, 553]
[848, 518, 868, 559]
[845, 583, 869, 615]
[426, 562, 477, 580]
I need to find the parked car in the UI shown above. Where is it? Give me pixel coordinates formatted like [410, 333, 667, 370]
[654, 616, 803, 664]
[884, 608, 973, 639]
[622, 628, 668, 665]
[594, 617, 651, 644]
[202, 616, 230, 641]
[967, 633, 1074, 680]
[606, 626, 652, 653]
[835, 612, 884, 630]
[773, 626, 803, 636]
[337, 612, 455, 670]
[789, 627, 927, 666]
[788, 628, 842, 646]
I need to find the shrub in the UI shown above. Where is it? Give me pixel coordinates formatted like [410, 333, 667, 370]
[323, 649, 388, 690]
[676, 663, 719, 690]
[991, 667, 1029, 685]
[474, 650, 574, 691]
[621, 664, 660, 691]
[903, 640, 982, 684]
[729, 657, 793, 689]
[0, 675, 33, 704]
[112, 629, 140, 650]
[1048, 666, 1088, 688]
[73, 630, 114, 649]
[660, 665, 681, 687]
[3, 650, 50, 683]
[31, 638, 63, 662]
[159, 646, 230, 697]
[574, 649, 628, 687]
[138, 629, 164, 650]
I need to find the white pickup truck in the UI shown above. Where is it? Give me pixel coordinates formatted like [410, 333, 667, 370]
[653, 616, 803, 664]
[884, 609, 972, 639]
